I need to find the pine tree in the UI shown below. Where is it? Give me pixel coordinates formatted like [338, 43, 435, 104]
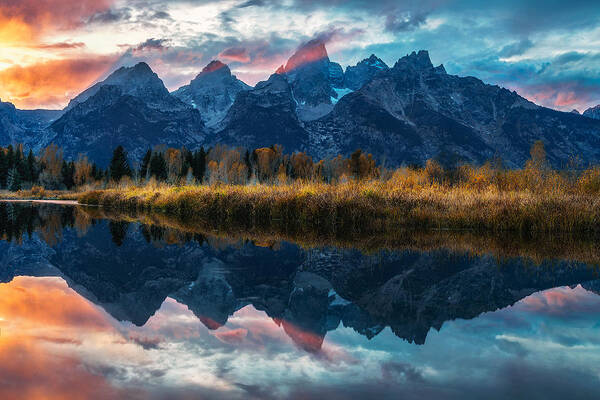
[149, 152, 168, 181]
[109, 221, 129, 247]
[193, 147, 206, 183]
[109, 146, 132, 182]
[6, 145, 14, 172]
[7, 167, 21, 191]
[244, 149, 252, 179]
[15, 148, 28, 185]
[61, 160, 75, 189]
[0, 149, 7, 189]
[26, 150, 38, 183]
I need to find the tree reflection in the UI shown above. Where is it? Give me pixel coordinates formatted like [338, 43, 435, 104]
[108, 221, 129, 247]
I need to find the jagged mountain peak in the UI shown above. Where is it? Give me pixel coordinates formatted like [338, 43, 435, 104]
[276, 39, 339, 120]
[67, 61, 173, 110]
[212, 71, 307, 151]
[393, 50, 434, 72]
[199, 60, 230, 76]
[0, 99, 17, 115]
[255, 73, 290, 93]
[364, 54, 388, 68]
[188, 60, 242, 88]
[344, 54, 389, 90]
[583, 105, 600, 120]
[98, 62, 159, 84]
[282, 38, 329, 74]
[122, 61, 153, 74]
[172, 60, 251, 127]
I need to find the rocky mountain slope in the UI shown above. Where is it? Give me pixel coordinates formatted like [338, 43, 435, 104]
[211, 73, 308, 151]
[307, 50, 600, 167]
[584, 105, 600, 120]
[172, 60, 251, 127]
[0, 99, 62, 149]
[276, 39, 347, 121]
[49, 63, 205, 166]
[343, 54, 389, 90]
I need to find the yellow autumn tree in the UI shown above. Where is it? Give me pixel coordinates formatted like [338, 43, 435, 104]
[74, 154, 92, 187]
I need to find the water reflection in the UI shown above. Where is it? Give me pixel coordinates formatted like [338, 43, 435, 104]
[1, 202, 600, 399]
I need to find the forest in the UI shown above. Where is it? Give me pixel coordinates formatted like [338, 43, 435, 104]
[0, 143, 380, 191]
[3, 141, 600, 236]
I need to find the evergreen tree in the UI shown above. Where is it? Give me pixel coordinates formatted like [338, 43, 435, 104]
[244, 149, 252, 179]
[7, 167, 21, 191]
[0, 149, 7, 188]
[149, 152, 168, 181]
[15, 148, 27, 185]
[193, 147, 206, 183]
[139, 149, 152, 181]
[26, 150, 38, 183]
[91, 163, 104, 181]
[109, 221, 129, 247]
[109, 145, 132, 182]
[61, 160, 75, 189]
[6, 145, 14, 172]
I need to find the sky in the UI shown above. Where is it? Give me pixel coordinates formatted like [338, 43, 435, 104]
[0, 0, 599, 111]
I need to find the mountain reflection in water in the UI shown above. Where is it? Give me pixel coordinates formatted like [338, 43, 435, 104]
[1, 202, 600, 400]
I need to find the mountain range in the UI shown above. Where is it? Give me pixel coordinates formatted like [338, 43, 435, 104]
[2, 39, 600, 167]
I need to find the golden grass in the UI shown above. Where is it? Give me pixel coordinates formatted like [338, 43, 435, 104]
[77, 179, 600, 235]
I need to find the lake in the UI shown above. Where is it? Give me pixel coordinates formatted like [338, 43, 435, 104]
[1, 202, 600, 399]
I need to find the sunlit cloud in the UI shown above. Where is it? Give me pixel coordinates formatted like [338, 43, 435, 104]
[0, 56, 119, 109]
[0, 0, 598, 111]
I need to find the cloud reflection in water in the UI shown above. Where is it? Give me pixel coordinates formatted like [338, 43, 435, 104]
[1, 276, 600, 399]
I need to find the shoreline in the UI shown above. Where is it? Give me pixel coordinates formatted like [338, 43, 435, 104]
[0, 199, 79, 206]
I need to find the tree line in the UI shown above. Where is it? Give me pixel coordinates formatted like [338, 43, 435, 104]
[0, 144, 105, 191]
[0, 143, 379, 191]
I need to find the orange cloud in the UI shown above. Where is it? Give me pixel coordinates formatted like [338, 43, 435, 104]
[554, 91, 579, 107]
[0, 56, 118, 109]
[0, 337, 142, 400]
[0, 0, 112, 39]
[0, 14, 36, 45]
[0, 276, 143, 400]
[219, 47, 251, 63]
[214, 328, 249, 344]
[0, 276, 112, 330]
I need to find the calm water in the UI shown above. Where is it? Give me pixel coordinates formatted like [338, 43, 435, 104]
[1, 202, 600, 399]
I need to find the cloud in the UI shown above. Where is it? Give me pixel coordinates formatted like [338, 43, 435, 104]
[518, 286, 600, 318]
[214, 328, 249, 344]
[1, 0, 599, 112]
[237, 0, 266, 8]
[219, 47, 251, 63]
[133, 38, 171, 53]
[0, 0, 113, 36]
[34, 42, 87, 50]
[499, 39, 534, 58]
[0, 276, 114, 329]
[152, 10, 171, 19]
[385, 11, 430, 32]
[87, 7, 132, 24]
[0, 56, 118, 109]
